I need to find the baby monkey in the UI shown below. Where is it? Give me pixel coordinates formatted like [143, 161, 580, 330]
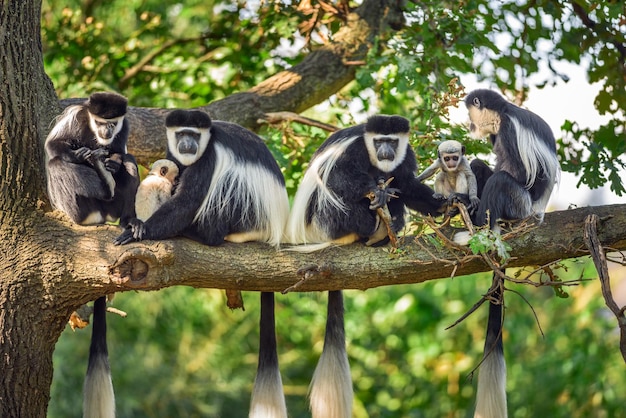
[417, 140, 479, 212]
[135, 159, 179, 221]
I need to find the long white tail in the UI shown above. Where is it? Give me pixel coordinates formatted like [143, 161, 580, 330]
[83, 296, 115, 418]
[309, 290, 353, 418]
[474, 276, 507, 418]
[250, 292, 288, 418]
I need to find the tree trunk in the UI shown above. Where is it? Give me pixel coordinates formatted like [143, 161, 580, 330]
[0, 1, 64, 416]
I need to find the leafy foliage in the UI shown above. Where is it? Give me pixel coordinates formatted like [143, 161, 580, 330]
[469, 230, 513, 264]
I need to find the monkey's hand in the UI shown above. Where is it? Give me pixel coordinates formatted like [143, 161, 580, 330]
[367, 178, 400, 210]
[104, 153, 123, 173]
[73, 147, 94, 163]
[114, 219, 145, 245]
[468, 196, 480, 213]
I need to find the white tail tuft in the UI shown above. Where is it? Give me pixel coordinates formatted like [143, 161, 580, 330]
[474, 347, 507, 418]
[309, 340, 353, 418]
[83, 354, 115, 418]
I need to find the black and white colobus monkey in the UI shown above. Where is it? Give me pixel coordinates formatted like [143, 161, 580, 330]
[460, 89, 559, 418]
[115, 109, 288, 246]
[114, 109, 290, 418]
[286, 115, 446, 418]
[134, 159, 179, 221]
[45, 92, 139, 418]
[45, 91, 139, 227]
[416, 139, 480, 212]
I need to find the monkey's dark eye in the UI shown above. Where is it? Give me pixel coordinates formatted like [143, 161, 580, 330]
[443, 156, 459, 162]
[473, 97, 481, 108]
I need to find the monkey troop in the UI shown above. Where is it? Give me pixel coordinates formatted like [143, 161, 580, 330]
[285, 114, 446, 418]
[461, 89, 559, 418]
[417, 139, 480, 213]
[51, 89, 559, 418]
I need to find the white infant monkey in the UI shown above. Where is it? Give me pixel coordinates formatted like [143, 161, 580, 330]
[135, 159, 179, 221]
[417, 140, 479, 211]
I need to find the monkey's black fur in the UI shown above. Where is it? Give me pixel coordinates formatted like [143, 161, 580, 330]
[286, 115, 445, 418]
[115, 109, 288, 247]
[45, 92, 139, 226]
[289, 115, 445, 245]
[463, 89, 559, 418]
[83, 296, 115, 418]
[85, 92, 128, 119]
[465, 89, 558, 229]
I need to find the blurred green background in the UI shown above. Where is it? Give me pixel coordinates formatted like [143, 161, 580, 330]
[51, 260, 625, 417]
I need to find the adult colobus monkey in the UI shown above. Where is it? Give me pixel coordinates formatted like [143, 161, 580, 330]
[134, 159, 179, 221]
[115, 109, 288, 246]
[460, 89, 559, 418]
[45, 92, 139, 418]
[115, 109, 290, 418]
[286, 115, 446, 418]
[417, 139, 480, 212]
[45, 91, 139, 227]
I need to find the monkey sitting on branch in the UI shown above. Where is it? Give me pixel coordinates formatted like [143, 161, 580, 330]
[417, 139, 480, 214]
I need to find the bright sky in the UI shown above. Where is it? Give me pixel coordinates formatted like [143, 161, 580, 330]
[448, 62, 626, 211]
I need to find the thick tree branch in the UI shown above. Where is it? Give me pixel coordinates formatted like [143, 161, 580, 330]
[43, 204, 626, 309]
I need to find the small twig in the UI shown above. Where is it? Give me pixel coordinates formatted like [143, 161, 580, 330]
[446, 276, 502, 330]
[106, 306, 128, 318]
[422, 215, 472, 253]
[365, 178, 399, 248]
[283, 263, 332, 294]
[456, 202, 475, 236]
[259, 112, 339, 132]
[506, 287, 545, 337]
[583, 214, 626, 364]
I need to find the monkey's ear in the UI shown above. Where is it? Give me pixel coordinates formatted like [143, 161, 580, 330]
[472, 97, 481, 108]
[462, 145, 466, 154]
[160, 166, 168, 176]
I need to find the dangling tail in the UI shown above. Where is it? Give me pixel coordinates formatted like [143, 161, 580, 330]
[474, 275, 507, 418]
[83, 296, 115, 418]
[249, 292, 288, 418]
[309, 290, 353, 418]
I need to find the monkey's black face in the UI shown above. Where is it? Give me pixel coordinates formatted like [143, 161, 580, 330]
[167, 127, 211, 166]
[373, 137, 398, 161]
[364, 131, 408, 173]
[175, 130, 200, 156]
[89, 115, 124, 145]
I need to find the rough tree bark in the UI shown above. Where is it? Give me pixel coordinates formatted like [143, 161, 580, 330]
[1, 0, 626, 417]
